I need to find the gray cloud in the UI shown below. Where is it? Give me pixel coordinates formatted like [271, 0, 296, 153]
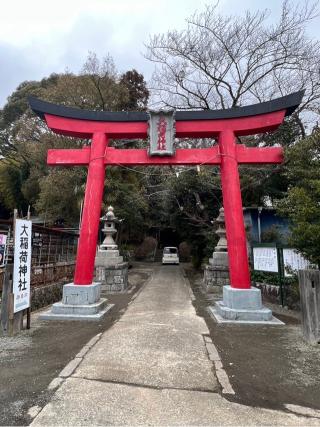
[0, 42, 37, 105]
[1, 0, 319, 108]
[0, 6, 159, 107]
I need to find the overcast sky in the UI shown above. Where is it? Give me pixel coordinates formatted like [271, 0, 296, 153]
[0, 0, 319, 107]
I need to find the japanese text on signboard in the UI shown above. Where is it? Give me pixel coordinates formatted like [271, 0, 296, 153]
[253, 247, 278, 273]
[13, 220, 32, 313]
[148, 110, 176, 156]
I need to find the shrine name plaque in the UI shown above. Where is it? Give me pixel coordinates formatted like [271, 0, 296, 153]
[148, 110, 176, 156]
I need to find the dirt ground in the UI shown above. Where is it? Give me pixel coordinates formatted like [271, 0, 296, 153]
[1, 263, 320, 426]
[184, 267, 320, 412]
[0, 266, 152, 426]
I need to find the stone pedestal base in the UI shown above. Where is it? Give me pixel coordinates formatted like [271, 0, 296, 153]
[95, 249, 123, 267]
[209, 285, 284, 325]
[39, 283, 113, 321]
[203, 264, 229, 294]
[96, 262, 129, 293]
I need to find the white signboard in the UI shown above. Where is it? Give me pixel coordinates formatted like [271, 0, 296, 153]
[13, 219, 32, 313]
[283, 249, 311, 277]
[0, 234, 7, 267]
[253, 247, 278, 273]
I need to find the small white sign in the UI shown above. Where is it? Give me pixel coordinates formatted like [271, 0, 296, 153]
[253, 246, 278, 273]
[13, 219, 32, 313]
[283, 249, 311, 277]
[0, 234, 7, 267]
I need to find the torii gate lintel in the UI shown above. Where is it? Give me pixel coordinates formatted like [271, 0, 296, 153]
[28, 91, 304, 290]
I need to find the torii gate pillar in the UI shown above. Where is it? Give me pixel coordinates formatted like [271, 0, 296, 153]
[29, 92, 303, 323]
[74, 132, 108, 285]
[219, 130, 251, 288]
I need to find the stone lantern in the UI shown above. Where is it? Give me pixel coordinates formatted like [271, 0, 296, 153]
[203, 208, 229, 294]
[95, 206, 128, 292]
[100, 206, 119, 251]
[210, 208, 228, 266]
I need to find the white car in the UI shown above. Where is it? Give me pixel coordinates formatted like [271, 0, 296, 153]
[162, 247, 179, 265]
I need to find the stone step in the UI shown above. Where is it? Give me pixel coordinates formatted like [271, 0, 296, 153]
[51, 298, 109, 316]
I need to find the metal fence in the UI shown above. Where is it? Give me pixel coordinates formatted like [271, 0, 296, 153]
[0, 220, 78, 291]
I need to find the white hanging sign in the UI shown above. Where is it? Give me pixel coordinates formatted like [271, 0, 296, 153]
[13, 219, 32, 313]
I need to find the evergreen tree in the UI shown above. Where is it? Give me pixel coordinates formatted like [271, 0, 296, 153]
[0, 53, 149, 234]
[276, 130, 320, 266]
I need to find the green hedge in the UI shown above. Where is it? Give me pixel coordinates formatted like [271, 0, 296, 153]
[251, 269, 297, 287]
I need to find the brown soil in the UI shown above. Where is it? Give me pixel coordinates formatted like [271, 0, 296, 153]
[0, 265, 151, 426]
[184, 267, 320, 412]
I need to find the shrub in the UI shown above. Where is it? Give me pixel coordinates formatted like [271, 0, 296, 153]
[191, 254, 203, 270]
[179, 241, 191, 261]
[134, 237, 157, 260]
[250, 269, 296, 287]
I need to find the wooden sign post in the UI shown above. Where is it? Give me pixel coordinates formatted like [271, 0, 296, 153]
[0, 211, 32, 336]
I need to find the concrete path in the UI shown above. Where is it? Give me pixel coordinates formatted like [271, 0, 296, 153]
[31, 266, 320, 426]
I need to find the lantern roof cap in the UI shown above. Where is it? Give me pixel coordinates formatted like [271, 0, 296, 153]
[101, 206, 117, 222]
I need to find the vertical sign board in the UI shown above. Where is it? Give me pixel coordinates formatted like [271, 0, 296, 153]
[0, 234, 7, 267]
[13, 219, 32, 313]
[253, 246, 279, 273]
[148, 110, 176, 157]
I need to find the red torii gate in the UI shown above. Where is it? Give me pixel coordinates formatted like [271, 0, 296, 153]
[29, 92, 303, 291]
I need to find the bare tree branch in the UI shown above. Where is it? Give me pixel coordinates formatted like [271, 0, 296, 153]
[145, 0, 320, 125]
